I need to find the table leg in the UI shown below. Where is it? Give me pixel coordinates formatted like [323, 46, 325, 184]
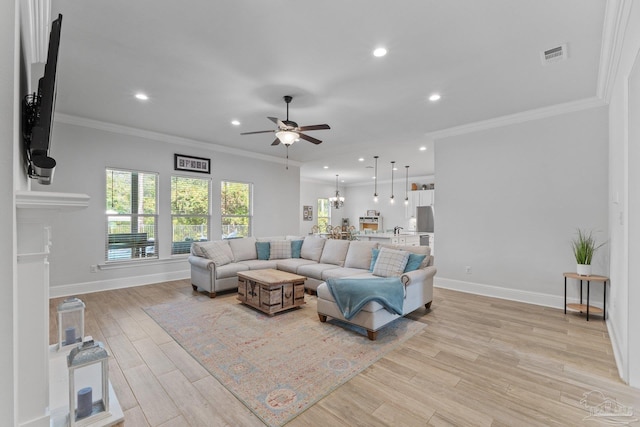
[587, 280, 590, 321]
[580, 280, 583, 304]
[564, 277, 567, 314]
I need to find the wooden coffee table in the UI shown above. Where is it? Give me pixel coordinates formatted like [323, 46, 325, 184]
[237, 269, 306, 315]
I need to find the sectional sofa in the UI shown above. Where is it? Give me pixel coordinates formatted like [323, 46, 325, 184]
[188, 235, 436, 338]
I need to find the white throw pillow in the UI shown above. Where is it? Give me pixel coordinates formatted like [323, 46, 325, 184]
[372, 247, 410, 277]
[199, 241, 233, 266]
[269, 240, 292, 259]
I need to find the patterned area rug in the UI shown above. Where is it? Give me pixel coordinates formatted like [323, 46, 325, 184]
[145, 294, 426, 426]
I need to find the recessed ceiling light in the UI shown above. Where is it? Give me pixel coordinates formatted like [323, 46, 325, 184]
[419, 146, 427, 151]
[429, 94, 441, 102]
[231, 120, 241, 126]
[323, 166, 329, 169]
[358, 158, 364, 162]
[373, 47, 387, 57]
[135, 93, 149, 101]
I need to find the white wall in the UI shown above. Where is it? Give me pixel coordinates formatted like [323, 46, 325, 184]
[607, 1, 640, 388]
[299, 179, 338, 234]
[1, 0, 18, 423]
[434, 106, 609, 307]
[34, 121, 300, 296]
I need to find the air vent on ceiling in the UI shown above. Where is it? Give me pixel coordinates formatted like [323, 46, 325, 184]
[541, 44, 568, 65]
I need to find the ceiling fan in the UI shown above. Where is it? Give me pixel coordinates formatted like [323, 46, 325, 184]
[240, 95, 330, 146]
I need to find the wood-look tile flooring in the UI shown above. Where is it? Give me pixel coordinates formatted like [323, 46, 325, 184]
[50, 280, 640, 426]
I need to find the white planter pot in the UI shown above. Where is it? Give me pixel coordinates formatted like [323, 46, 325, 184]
[576, 264, 592, 276]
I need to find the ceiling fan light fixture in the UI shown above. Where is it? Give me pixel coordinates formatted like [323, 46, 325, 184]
[276, 130, 299, 146]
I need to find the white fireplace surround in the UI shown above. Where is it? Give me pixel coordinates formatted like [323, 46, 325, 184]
[16, 191, 89, 427]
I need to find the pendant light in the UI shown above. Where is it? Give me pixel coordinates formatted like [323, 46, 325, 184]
[390, 161, 395, 204]
[404, 165, 410, 206]
[373, 155, 379, 202]
[329, 174, 345, 209]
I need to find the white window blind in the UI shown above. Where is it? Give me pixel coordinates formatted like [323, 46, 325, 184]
[221, 181, 252, 239]
[105, 169, 158, 261]
[171, 176, 210, 254]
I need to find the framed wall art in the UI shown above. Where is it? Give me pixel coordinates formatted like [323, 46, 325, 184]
[303, 205, 313, 221]
[174, 154, 211, 174]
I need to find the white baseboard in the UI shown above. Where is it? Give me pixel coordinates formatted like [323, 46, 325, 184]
[49, 270, 190, 298]
[434, 277, 565, 309]
[606, 318, 627, 384]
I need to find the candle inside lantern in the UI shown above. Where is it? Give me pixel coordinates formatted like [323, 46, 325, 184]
[77, 387, 93, 419]
[65, 327, 76, 345]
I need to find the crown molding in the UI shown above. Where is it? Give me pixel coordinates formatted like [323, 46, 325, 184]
[597, 0, 633, 102]
[54, 113, 302, 168]
[426, 96, 607, 140]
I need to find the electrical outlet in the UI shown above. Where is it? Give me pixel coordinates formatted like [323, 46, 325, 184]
[90, 265, 98, 273]
[465, 266, 472, 274]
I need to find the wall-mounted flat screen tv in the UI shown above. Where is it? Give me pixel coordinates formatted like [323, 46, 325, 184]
[23, 13, 63, 185]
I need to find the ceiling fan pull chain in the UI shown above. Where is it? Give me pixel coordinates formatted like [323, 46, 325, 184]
[286, 145, 289, 170]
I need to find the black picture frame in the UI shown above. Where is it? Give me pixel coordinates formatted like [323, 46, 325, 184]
[174, 154, 211, 174]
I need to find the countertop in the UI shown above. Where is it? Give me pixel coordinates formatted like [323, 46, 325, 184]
[356, 232, 432, 238]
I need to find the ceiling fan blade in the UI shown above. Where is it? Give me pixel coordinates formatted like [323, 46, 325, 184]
[271, 138, 281, 146]
[267, 116, 288, 128]
[240, 130, 275, 135]
[298, 133, 322, 145]
[298, 124, 331, 131]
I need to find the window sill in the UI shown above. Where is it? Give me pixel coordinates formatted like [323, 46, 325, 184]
[99, 257, 187, 270]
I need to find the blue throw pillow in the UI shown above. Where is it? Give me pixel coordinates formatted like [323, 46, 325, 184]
[369, 248, 380, 272]
[404, 253, 427, 272]
[291, 240, 303, 258]
[256, 242, 270, 260]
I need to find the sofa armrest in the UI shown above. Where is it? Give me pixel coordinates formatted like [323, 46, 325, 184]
[188, 255, 215, 271]
[402, 266, 437, 286]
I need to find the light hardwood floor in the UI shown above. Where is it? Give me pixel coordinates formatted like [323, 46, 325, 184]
[50, 280, 640, 426]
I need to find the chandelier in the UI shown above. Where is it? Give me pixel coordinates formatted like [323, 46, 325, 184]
[329, 174, 345, 209]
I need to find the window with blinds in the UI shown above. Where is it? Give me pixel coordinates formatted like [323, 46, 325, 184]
[317, 198, 331, 232]
[221, 181, 252, 238]
[171, 176, 210, 254]
[105, 169, 158, 261]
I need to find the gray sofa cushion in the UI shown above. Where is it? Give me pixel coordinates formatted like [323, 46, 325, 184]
[297, 263, 340, 280]
[321, 268, 372, 280]
[344, 241, 379, 269]
[319, 239, 350, 266]
[215, 262, 249, 279]
[300, 236, 326, 262]
[229, 236, 257, 261]
[237, 259, 279, 270]
[276, 258, 317, 273]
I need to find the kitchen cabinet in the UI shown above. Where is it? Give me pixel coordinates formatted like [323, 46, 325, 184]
[391, 235, 420, 246]
[406, 190, 434, 218]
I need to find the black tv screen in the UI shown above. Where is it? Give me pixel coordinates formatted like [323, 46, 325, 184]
[25, 13, 62, 184]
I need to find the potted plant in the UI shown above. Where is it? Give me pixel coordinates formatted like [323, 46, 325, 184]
[571, 229, 604, 276]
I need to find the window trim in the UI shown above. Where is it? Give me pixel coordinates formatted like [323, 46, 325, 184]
[220, 179, 253, 238]
[105, 167, 159, 263]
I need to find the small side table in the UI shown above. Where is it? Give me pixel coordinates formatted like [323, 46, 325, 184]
[563, 272, 609, 321]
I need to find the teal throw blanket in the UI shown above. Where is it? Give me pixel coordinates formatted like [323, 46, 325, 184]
[326, 277, 404, 320]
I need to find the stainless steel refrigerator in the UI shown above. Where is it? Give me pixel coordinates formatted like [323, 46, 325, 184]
[416, 206, 434, 232]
